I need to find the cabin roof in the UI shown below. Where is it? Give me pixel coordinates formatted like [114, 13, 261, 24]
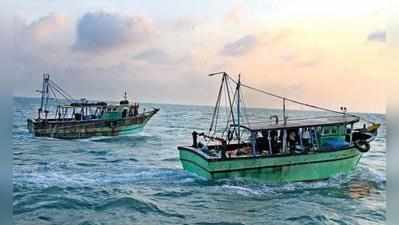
[236, 115, 360, 131]
[68, 102, 108, 107]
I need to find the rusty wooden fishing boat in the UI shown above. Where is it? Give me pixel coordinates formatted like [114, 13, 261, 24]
[27, 73, 159, 139]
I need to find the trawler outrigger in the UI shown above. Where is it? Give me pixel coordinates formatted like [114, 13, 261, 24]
[177, 72, 380, 182]
[27, 73, 159, 139]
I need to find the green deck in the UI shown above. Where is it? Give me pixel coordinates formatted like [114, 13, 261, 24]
[178, 146, 361, 182]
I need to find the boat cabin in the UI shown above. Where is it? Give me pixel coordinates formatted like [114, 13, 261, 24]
[192, 115, 359, 160]
[51, 100, 141, 122]
[242, 115, 359, 156]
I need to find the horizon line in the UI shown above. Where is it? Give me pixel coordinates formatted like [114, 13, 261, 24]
[13, 95, 386, 116]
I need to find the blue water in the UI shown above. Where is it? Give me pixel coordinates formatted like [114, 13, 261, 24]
[13, 97, 386, 225]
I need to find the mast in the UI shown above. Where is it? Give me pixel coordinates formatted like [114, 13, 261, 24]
[38, 73, 50, 120]
[224, 75, 237, 138]
[44, 74, 50, 120]
[209, 73, 225, 133]
[237, 74, 241, 144]
[208, 72, 240, 141]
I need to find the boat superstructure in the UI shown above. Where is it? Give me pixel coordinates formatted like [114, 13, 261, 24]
[178, 72, 380, 182]
[27, 73, 159, 139]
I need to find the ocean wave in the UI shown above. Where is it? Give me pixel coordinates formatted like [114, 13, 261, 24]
[194, 222, 245, 225]
[95, 196, 185, 218]
[14, 167, 199, 190]
[14, 194, 92, 215]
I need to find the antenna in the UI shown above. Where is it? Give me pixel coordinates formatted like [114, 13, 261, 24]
[124, 90, 128, 100]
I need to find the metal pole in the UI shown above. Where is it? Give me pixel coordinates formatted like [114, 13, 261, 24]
[251, 131, 256, 156]
[38, 73, 47, 119]
[299, 128, 303, 146]
[283, 129, 287, 153]
[283, 97, 287, 125]
[350, 124, 353, 144]
[43, 73, 50, 120]
[224, 75, 236, 134]
[268, 130, 272, 155]
[237, 74, 241, 144]
[209, 75, 225, 133]
[282, 98, 287, 152]
[310, 127, 314, 150]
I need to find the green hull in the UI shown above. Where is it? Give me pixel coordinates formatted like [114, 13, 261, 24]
[178, 146, 361, 182]
[117, 123, 145, 135]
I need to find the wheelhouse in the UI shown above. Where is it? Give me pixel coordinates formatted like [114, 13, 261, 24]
[237, 115, 360, 157]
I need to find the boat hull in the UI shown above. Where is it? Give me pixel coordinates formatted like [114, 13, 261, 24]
[178, 146, 361, 182]
[27, 109, 159, 139]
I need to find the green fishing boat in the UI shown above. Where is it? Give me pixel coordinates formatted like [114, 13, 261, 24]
[27, 73, 159, 139]
[178, 72, 380, 182]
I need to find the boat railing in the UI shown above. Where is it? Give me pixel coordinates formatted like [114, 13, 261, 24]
[244, 115, 354, 125]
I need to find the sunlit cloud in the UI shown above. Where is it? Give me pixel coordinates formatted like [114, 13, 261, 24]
[25, 14, 69, 43]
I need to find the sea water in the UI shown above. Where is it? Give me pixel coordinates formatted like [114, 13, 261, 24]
[13, 97, 385, 225]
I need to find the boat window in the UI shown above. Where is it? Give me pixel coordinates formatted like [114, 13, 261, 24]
[122, 109, 128, 118]
[331, 126, 337, 134]
[323, 127, 330, 135]
[345, 125, 352, 134]
[339, 125, 345, 135]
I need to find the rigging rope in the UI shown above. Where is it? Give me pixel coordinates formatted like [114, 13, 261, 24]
[222, 79, 238, 139]
[49, 80, 75, 102]
[206, 71, 378, 144]
[48, 85, 64, 108]
[209, 76, 224, 134]
[241, 88, 251, 129]
[225, 74, 375, 124]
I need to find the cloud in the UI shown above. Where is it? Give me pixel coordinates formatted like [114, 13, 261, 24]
[220, 34, 257, 56]
[367, 30, 386, 42]
[7, 7, 390, 113]
[74, 11, 153, 51]
[13, 14, 74, 78]
[26, 14, 69, 42]
[133, 48, 171, 64]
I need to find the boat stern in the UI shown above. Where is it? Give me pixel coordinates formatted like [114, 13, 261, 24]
[27, 119, 33, 133]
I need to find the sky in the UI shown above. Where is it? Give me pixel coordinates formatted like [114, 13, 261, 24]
[4, 0, 397, 113]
